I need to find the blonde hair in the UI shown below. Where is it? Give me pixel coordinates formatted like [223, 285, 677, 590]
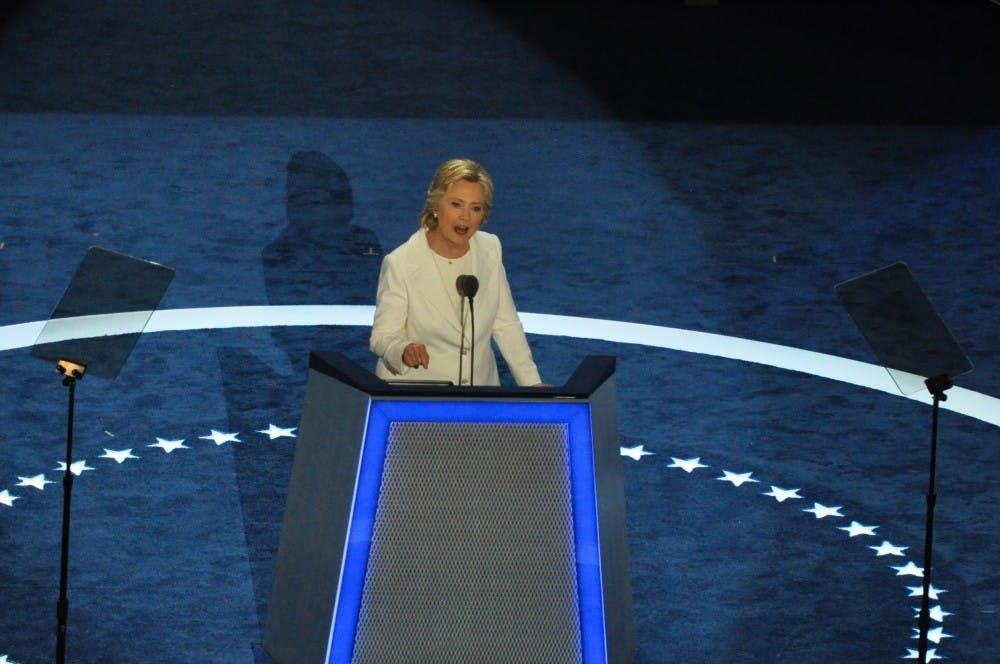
[419, 158, 494, 229]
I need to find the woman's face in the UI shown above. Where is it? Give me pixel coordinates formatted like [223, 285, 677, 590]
[432, 179, 487, 253]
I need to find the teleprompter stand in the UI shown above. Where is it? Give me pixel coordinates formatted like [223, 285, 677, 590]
[31, 246, 174, 664]
[836, 262, 972, 664]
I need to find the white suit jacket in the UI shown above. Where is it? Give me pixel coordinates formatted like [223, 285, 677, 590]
[370, 229, 541, 386]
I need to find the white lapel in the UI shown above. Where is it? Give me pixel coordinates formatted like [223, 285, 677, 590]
[470, 232, 498, 319]
[408, 230, 464, 334]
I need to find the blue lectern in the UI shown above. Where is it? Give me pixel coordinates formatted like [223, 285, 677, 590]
[263, 352, 635, 663]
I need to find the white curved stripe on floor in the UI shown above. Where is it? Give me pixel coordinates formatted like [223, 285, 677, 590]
[1, 305, 996, 427]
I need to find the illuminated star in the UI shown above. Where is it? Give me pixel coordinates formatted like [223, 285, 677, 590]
[803, 502, 843, 519]
[763, 486, 802, 502]
[926, 627, 953, 645]
[911, 626, 953, 644]
[257, 424, 297, 440]
[16, 474, 56, 490]
[907, 584, 946, 600]
[55, 460, 95, 476]
[199, 430, 241, 446]
[0, 490, 21, 507]
[620, 445, 653, 461]
[903, 647, 944, 661]
[148, 438, 189, 453]
[868, 540, 908, 557]
[837, 520, 878, 537]
[100, 448, 140, 464]
[667, 457, 708, 473]
[892, 561, 924, 577]
[913, 605, 953, 623]
[716, 470, 759, 487]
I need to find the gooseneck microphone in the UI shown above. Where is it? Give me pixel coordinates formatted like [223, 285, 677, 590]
[456, 274, 479, 298]
[456, 275, 478, 386]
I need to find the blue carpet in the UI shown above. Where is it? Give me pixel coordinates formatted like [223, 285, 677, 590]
[1, 2, 998, 663]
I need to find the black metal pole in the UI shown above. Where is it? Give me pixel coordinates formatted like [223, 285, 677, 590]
[56, 373, 77, 664]
[468, 297, 475, 387]
[917, 375, 949, 664]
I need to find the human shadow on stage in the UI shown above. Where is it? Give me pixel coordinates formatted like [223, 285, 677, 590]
[216, 151, 383, 628]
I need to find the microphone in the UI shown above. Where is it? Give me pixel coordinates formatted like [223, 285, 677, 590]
[456, 274, 479, 299]
[455, 275, 478, 386]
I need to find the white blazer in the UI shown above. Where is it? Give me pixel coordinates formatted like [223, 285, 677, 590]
[370, 229, 541, 386]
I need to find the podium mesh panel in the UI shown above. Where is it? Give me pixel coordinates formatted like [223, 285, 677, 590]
[352, 421, 581, 663]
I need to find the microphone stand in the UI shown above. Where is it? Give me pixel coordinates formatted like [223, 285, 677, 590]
[456, 275, 478, 386]
[457, 295, 476, 386]
[467, 294, 475, 387]
[458, 298, 466, 385]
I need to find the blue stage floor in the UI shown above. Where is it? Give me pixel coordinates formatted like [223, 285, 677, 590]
[1, 3, 997, 662]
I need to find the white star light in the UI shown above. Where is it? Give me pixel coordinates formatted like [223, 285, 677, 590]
[868, 540, 908, 557]
[911, 626, 953, 644]
[892, 561, 924, 577]
[914, 605, 954, 623]
[763, 486, 802, 502]
[803, 502, 843, 519]
[716, 470, 759, 487]
[148, 438, 189, 453]
[620, 445, 654, 461]
[100, 448, 140, 464]
[667, 457, 708, 473]
[199, 430, 241, 446]
[16, 474, 56, 491]
[837, 520, 878, 537]
[55, 460, 95, 476]
[257, 424, 297, 440]
[0, 425, 969, 659]
[907, 584, 946, 601]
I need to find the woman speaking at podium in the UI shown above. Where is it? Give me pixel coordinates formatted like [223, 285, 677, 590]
[369, 158, 543, 387]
